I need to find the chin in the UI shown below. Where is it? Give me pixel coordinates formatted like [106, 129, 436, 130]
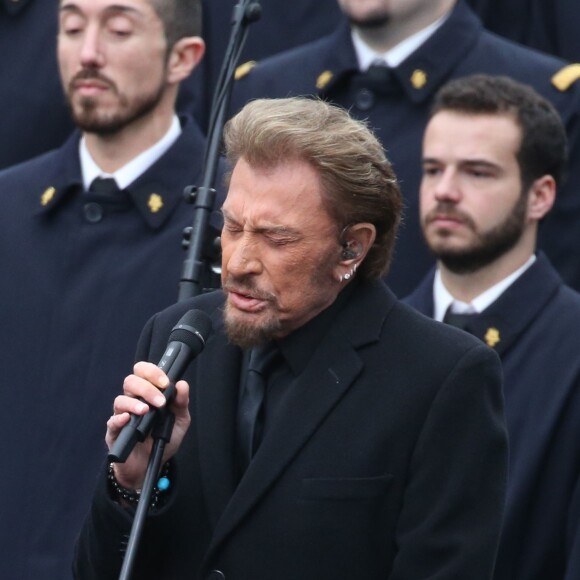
[223, 304, 282, 349]
[347, 10, 390, 28]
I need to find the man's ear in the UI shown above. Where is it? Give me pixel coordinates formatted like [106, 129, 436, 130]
[338, 223, 376, 265]
[166, 37, 205, 85]
[527, 174, 556, 221]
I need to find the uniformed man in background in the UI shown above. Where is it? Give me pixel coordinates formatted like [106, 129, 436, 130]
[0, 0, 222, 578]
[405, 74, 580, 579]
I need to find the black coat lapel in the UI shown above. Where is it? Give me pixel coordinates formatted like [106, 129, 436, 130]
[460, 254, 561, 356]
[204, 281, 395, 556]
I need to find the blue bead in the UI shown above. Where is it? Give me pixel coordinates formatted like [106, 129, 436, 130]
[157, 476, 170, 491]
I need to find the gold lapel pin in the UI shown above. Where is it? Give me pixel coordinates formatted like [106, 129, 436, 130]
[316, 70, 334, 90]
[147, 193, 164, 214]
[410, 69, 428, 89]
[484, 327, 501, 348]
[40, 186, 56, 206]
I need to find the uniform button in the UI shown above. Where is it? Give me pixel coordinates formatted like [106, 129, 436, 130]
[83, 202, 104, 223]
[207, 570, 225, 579]
[354, 88, 375, 111]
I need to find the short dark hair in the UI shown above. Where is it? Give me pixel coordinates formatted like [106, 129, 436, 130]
[150, 0, 202, 48]
[431, 74, 568, 189]
[223, 97, 403, 281]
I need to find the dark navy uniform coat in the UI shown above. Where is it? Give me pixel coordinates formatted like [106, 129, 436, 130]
[74, 281, 507, 580]
[0, 117, 223, 579]
[466, 0, 580, 62]
[183, 0, 342, 131]
[0, 0, 73, 169]
[230, 0, 580, 297]
[404, 253, 580, 580]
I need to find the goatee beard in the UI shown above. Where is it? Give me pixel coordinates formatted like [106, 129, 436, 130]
[222, 275, 281, 349]
[223, 302, 282, 349]
[67, 68, 166, 135]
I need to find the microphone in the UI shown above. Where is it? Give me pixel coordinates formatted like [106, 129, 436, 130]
[109, 309, 213, 463]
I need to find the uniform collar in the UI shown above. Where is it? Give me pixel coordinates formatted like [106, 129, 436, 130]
[438, 253, 561, 354]
[433, 255, 537, 321]
[35, 116, 208, 230]
[389, 0, 483, 103]
[310, 22, 361, 93]
[80, 115, 182, 191]
[315, 1, 483, 103]
[351, 10, 450, 70]
[34, 132, 84, 214]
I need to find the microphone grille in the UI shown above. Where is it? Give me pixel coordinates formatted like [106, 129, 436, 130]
[169, 309, 213, 353]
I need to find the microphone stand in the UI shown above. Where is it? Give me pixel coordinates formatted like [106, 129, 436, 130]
[178, 0, 262, 302]
[116, 3, 262, 578]
[118, 409, 174, 580]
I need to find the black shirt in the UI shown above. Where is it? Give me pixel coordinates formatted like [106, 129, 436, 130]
[243, 281, 358, 446]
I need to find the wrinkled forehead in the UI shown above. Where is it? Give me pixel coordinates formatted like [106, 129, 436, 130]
[223, 158, 335, 229]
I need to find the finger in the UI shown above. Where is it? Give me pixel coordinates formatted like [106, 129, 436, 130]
[107, 411, 131, 431]
[112, 394, 150, 416]
[105, 411, 131, 447]
[173, 380, 190, 409]
[123, 374, 167, 408]
[133, 361, 170, 388]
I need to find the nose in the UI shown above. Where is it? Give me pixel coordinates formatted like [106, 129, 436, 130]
[79, 26, 105, 69]
[223, 233, 262, 279]
[432, 168, 462, 203]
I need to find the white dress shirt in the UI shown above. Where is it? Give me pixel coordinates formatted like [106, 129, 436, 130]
[80, 114, 182, 191]
[351, 11, 450, 71]
[433, 255, 537, 322]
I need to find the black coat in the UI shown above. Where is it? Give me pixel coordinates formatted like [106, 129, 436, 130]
[182, 0, 343, 132]
[466, 0, 580, 62]
[0, 0, 73, 169]
[75, 281, 507, 579]
[230, 0, 580, 296]
[404, 253, 580, 579]
[0, 117, 224, 579]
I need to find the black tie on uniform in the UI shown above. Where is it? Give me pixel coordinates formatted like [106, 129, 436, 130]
[366, 61, 391, 84]
[443, 306, 476, 330]
[237, 344, 279, 469]
[89, 177, 120, 195]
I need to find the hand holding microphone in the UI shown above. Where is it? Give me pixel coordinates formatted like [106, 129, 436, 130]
[107, 310, 212, 490]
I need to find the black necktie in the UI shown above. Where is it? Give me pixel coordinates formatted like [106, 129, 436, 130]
[366, 61, 390, 80]
[443, 307, 476, 330]
[89, 177, 120, 195]
[238, 344, 278, 469]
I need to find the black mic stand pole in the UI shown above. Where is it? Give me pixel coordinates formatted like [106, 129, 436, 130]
[178, 0, 262, 302]
[116, 3, 262, 579]
[117, 409, 175, 580]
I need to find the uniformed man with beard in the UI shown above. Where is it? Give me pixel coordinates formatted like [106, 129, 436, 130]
[405, 74, 580, 579]
[0, 1, 223, 578]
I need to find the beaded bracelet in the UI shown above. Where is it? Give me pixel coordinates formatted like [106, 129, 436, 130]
[108, 462, 171, 509]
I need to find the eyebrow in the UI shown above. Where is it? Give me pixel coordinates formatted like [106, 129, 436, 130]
[422, 157, 502, 170]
